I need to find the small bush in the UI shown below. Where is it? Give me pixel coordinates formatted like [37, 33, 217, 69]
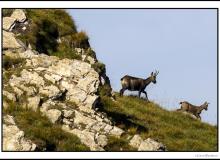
[98, 84, 112, 97]
[86, 48, 97, 59]
[51, 43, 81, 60]
[3, 56, 24, 70]
[71, 31, 90, 49]
[92, 62, 106, 75]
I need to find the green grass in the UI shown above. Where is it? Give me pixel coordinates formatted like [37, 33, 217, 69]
[100, 94, 218, 151]
[104, 135, 136, 151]
[3, 100, 89, 151]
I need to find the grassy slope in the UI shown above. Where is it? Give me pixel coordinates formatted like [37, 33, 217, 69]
[100, 94, 217, 151]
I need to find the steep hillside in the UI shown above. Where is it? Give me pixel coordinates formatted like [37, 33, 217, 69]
[100, 94, 217, 151]
[2, 9, 217, 152]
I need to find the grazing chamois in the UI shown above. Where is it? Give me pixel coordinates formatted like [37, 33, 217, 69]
[119, 71, 159, 101]
[177, 101, 209, 120]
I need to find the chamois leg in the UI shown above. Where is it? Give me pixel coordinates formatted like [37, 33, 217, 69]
[142, 91, 149, 101]
[120, 88, 126, 96]
[195, 114, 201, 120]
[138, 90, 141, 98]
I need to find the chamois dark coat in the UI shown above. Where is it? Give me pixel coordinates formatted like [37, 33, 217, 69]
[177, 101, 209, 120]
[120, 71, 159, 100]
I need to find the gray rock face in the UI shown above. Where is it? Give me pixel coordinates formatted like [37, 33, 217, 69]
[11, 9, 26, 22]
[3, 115, 36, 151]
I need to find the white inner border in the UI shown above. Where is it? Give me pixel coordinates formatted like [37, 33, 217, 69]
[0, 1, 219, 159]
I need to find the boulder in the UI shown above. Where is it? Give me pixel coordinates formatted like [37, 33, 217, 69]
[3, 31, 22, 50]
[138, 138, 166, 151]
[27, 96, 40, 111]
[45, 109, 62, 124]
[3, 17, 16, 31]
[11, 9, 26, 22]
[109, 126, 125, 138]
[62, 126, 104, 151]
[39, 85, 60, 99]
[129, 134, 143, 149]
[20, 69, 45, 86]
[3, 115, 36, 151]
[63, 110, 74, 118]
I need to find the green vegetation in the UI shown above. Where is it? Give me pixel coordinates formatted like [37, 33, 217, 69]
[3, 55, 25, 84]
[15, 9, 90, 60]
[2, 9, 14, 17]
[3, 100, 89, 151]
[104, 135, 136, 151]
[98, 84, 112, 97]
[100, 94, 217, 151]
[3, 55, 25, 70]
[92, 62, 106, 75]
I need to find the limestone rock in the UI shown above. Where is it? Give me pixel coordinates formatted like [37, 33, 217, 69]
[18, 49, 38, 59]
[3, 91, 16, 102]
[129, 134, 143, 149]
[96, 134, 108, 147]
[3, 115, 36, 151]
[62, 126, 104, 151]
[11, 9, 26, 22]
[39, 85, 60, 99]
[109, 126, 125, 138]
[20, 69, 45, 86]
[27, 96, 40, 111]
[3, 115, 16, 125]
[45, 109, 62, 123]
[3, 31, 22, 50]
[138, 138, 166, 151]
[13, 87, 24, 97]
[3, 17, 16, 31]
[63, 110, 74, 118]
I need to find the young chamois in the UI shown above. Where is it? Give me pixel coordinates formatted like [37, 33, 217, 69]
[177, 101, 209, 120]
[119, 71, 159, 101]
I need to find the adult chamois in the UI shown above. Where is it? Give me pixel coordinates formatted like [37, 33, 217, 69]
[177, 101, 209, 120]
[119, 71, 159, 101]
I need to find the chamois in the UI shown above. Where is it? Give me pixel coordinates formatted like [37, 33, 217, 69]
[177, 101, 209, 120]
[119, 71, 159, 101]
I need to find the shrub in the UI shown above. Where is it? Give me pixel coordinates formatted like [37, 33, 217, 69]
[71, 31, 90, 49]
[3, 56, 24, 70]
[98, 84, 112, 97]
[92, 62, 106, 75]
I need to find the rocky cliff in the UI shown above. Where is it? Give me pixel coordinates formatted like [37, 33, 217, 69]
[2, 9, 165, 151]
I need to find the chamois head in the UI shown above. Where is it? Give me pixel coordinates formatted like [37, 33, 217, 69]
[150, 70, 159, 84]
[203, 101, 209, 110]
